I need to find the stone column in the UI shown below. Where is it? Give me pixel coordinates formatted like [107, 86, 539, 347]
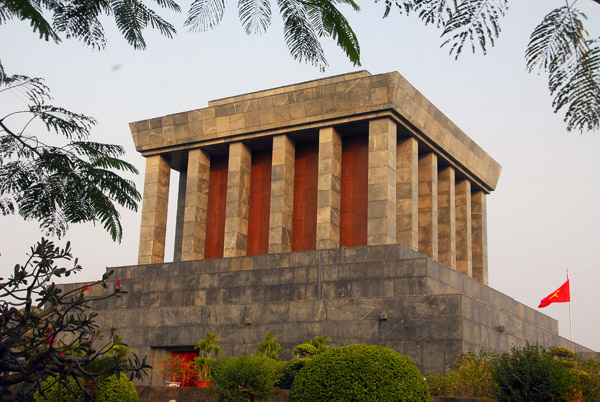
[172, 170, 187, 262]
[367, 118, 397, 245]
[181, 149, 211, 261]
[455, 180, 472, 277]
[418, 153, 438, 259]
[472, 191, 488, 285]
[438, 167, 456, 269]
[316, 127, 342, 249]
[268, 135, 295, 253]
[223, 142, 251, 257]
[396, 137, 418, 249]
[138, 155, 170, 264]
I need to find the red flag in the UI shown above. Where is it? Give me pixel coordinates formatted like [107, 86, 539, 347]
[538, 279, 570, 308]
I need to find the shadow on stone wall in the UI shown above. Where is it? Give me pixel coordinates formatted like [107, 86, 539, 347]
[136, 386, 495, 402]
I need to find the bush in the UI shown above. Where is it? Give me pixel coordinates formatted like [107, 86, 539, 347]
[492, 343, 577, 402]
[211, 355, 281, 402]
[33, 374, 138, 402]
[426, 350, 497, 398]
[288, 344, 431, 402]
[277, 358, 309, 390]
[577, 358, 600, 402]
[96, 375, 139, 402]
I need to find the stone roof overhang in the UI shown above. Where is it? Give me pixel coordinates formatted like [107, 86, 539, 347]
[129, 71, 501, 193]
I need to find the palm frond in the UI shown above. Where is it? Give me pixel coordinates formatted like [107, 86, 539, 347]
[0, 0, 61, 42]
[185, 0, 226, 32]
[110, 0, 177, 50]
[526, 6, 600, 132]
[412, 0, 452, 27]
[52, 0, 107, 50]
[238, 0, 271, 35]
[525, 6, 585, 72]
[277, 0, 327, 70]
[0, 73, 50, 106]
[551, 41, 600, 132]
[150, 0, 181, 12]
[31, 105, 96, 140]
[314, 0, 360, 66]
[373, 0, 413, 18]
[440, 0, 508, 58]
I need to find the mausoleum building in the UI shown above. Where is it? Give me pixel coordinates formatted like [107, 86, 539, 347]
[77, 71, 594, 385]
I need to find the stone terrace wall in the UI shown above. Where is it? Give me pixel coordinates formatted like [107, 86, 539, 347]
[63, 244, 595, 385]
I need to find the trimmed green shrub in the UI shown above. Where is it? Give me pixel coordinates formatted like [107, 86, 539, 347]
[288, 344, 431, 402]
[492, 343, 577, 402]
[33, 374, 138, 402]
[211, 354, 281, 402]
[96, 375, 139, 402]
[277, 358, 309, 390]
[293, 343, 318, 357]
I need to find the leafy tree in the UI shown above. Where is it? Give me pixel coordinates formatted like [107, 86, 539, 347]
[2, 0, 598, 131]
[426, 349, 498, 398]
[0, 0, 180, 50]
[376, 0, 600, 132]
[309, 334, 331, 353]
[0, 63, 140, 241]
[256, 332, 282, 361]
[194, 332, 222, 380]
[0, 238, 149, 401]
[211, 355, 281, 402]
[491, 343, 577, 402]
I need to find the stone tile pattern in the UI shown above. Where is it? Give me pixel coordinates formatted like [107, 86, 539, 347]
[472, 191, 488, 285]
[396, 137, 418, 250]
[368, 118, 397, 245]
[268, 135, 295, 254]
[181, 149, 210, 261]
[129, 71, 501, 192]
[455, 180, 473, 277]
[438, 167, 456, 269]
[138, 155, 170, 264]
[316, 127, 342, 249]
[418, 153, 438, 259]
[224, 142, 251, 257]
[73, 243, 594, 387]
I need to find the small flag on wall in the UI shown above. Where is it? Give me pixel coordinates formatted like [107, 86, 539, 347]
[538, 279, 570, 308]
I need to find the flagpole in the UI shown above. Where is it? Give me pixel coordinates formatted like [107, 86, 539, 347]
[567, 269, 574, 342]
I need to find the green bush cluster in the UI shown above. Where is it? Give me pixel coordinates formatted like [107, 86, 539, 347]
[211, 355, 281, 402]
[33, 374, 138, 402]
[492, 343, 576, 402]
[288, 344, 431, 402]
[427, 343, 600, 402]
[426, 350, 497, 398]
[277, 358, 309, 390]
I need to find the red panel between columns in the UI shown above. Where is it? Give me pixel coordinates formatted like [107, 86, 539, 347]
[204, 156, 228, 259]
[247, 149, 272, 256]
[292, 142, 318, 252]
[341, 134, 368, 247]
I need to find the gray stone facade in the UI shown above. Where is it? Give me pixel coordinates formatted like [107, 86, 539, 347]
[69, 244, 594, 386]
[58, 72, 596, 387]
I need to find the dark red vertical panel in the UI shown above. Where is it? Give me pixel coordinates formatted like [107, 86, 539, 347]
[204, 156, 228, 259]
[292, 142, 318, 252]
[340, 134, 368, 247]
[247, 149, 272, 256]
[171, 352, 199, 387]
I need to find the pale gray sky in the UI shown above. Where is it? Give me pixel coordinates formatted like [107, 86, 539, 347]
[1, 0, 599, 351]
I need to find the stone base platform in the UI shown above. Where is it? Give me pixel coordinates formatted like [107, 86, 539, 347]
[71, 244, 595, 386]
